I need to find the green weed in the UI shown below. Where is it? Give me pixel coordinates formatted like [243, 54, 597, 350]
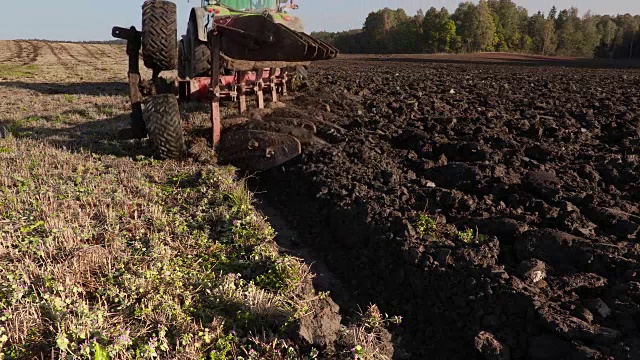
[456, 228, 488, 244]
[416, 213, 437, 237]
[0, 64, 37, 78]
[20, 116, 42, 123]
[95, 105, 115, 116]
[50, 114, 70, 123]
[347, 305, 402, 360]
[255, 257, 301, 293]
[456, 229, 475, 243]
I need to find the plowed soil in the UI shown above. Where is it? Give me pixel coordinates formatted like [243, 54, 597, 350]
[252, 54, 640, 359]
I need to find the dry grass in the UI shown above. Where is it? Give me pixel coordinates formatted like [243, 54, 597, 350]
[0, 41, 322, 359]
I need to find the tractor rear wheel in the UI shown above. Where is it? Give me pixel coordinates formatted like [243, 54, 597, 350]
[185, 15, 211, 77]
[192, 41, 211, 77]
[143, 94, 186, 159]
[142, 0, 177, 72]
[178, 39, 186, 78]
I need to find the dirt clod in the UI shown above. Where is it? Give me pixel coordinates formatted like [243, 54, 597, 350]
[474, 331, 510, 360]
[291, 297, 342, 352]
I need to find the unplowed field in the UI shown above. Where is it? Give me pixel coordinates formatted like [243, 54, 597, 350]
[254, 53, 640, 359]
[0, 40, 146, 155]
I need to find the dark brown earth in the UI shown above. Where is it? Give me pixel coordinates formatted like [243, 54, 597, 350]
[244, 54, 640, 359]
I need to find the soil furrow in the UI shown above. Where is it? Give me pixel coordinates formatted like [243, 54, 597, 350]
[80, 43, 101, 60]
[88, 44, 111, 59]
[14, 40, 24, 61]
[44, 42, 64, 63]
[22, 40, 40, 64]
[57, 43, 88, 64]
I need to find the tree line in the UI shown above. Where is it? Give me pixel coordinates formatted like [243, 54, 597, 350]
[311, 0, 640, 58]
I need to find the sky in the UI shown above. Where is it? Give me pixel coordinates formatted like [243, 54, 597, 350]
[0, 0, 639, 41]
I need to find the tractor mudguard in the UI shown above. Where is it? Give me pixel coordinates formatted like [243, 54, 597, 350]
[190, 7, 210, 43]
[269, 13, 304, 32]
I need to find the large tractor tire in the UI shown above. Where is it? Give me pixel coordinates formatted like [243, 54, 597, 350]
[142, 0, 178, 72]
[142, 94, 186, 159]
[178, 39, 185, 78]
[185, 14, 211, 78]
[192, 41, 211, 77]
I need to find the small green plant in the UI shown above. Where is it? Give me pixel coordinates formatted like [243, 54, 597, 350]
[20, 116, 42, 123]
[351, 345, 365, 359]
[0, 147, 12, 154]
[416, 213, 437, 237]
[51, 114, 71, 123]
[456, 229, 475, 243]
[19, 220, 44, 234]
[0, 325, 8, 358]
[361, 305, 402, 330]
[63, 94, 75, 103]
[93, 342, 109, 360]
[96, 106, 115, 116]
[455, 228, 490, 244]
[210, 333, 237, 360]
[346, 305, 401, 360]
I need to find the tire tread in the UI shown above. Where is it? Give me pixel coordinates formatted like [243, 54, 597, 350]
[143, 94, 186, 159]
[142, 0, 178, 71]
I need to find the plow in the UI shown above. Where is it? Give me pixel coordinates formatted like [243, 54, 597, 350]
[112, 0, 337, 171]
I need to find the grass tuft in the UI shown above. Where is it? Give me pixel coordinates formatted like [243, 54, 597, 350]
[0, 64, 37, 79]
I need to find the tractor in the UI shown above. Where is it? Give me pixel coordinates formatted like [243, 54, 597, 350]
[112, 0, 337, 171]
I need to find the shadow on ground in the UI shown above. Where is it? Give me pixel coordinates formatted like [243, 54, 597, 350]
[0, 114, 152, 158]
[0, 81, 128, 96]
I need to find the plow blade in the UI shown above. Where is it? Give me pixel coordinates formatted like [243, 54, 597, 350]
[292, 29, 339, 61]
[217, 130, 302, 171]
[218, 15, 338, 62]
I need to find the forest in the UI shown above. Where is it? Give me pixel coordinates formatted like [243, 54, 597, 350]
[311, 0, 640, 58]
